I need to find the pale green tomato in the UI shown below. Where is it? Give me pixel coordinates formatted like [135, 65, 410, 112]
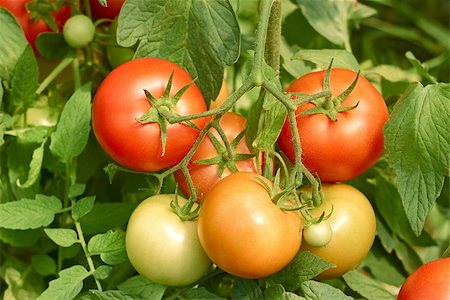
[63, 15, 95, 48]
[303, 221, 333, 248]
[125, 194, 212, 286]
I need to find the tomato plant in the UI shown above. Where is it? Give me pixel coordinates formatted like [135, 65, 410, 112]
[105, 17, 134, 68]
[278, 68, 390, 183]
[299, 184, 376, 280]
[126, 194, 212, 286]
[89, 0, 125, 20]
[198, 172, 302, 279]
[174, 112, 256, 199]
[0, 0, 70, 52]
[92, 57, 207, 172]
[63, 14, 95, 48]
[397, 257, 450, 300]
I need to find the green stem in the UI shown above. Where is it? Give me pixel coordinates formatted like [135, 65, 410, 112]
[36, 57, 73, 94]
[264, 0, 281, 73]
[73, 57, 81, 90]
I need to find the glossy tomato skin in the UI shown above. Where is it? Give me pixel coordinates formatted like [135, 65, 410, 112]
[278, 68, 389, 182]
[198, 172, 302, 279]
[174, 112, 256, 199]
[92, 58, 207, 172]
[89, 0, 125, 20]
[126, 194, 212, 286]
[397, 257, 450, 300]
[300, 183, 376, 279]
[0, 0, 71, 52]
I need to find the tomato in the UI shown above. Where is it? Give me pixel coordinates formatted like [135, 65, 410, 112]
[277, 68, 389, 182]
[300, 183, 376, 279]
[209, 79, 228, 110]
[92, 58, 207, 172]
[174, 112, 257, 200]
[89, 0, 125, 20]
[0, 0, 71, 52]
[198, 172, 302, 279]
[63, 15, 95, 48]
[398, 257, 450, 300]
[125, 194, 212, 286]
[303, 221, 332, 248]
[106, 17, 134, 68]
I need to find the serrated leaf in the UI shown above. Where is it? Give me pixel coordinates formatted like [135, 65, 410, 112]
[117, 0, 240, 103]
[10, 45, 39, 114]
[0, 8, 28, 82]
[264, 284, 306, 300]
[362, 245, 406, 287]
[79, 290, 134, 300]
[16, 138, 47, 189]
[263, 251, 335, 292]
[50, 84, 92, 163]
[343, 270, 396, 300]
[118, 275, 167, 300]
[44, 228, 79, 247]
[292, 49, 359, 71]
[231, 278, 264, 300]
[88, 230, 127, 265]
[37, 265, 90, 300]
[0, 195, 62, 229]
[31, 254, 57, 276]
[183, 287, 226, 299]
[301, 280, 352, 300]
[72, 196, 96, 221]
[384, 82, 450, 235]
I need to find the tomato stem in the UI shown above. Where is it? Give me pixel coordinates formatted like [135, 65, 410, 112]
[36, 56, 74, 94]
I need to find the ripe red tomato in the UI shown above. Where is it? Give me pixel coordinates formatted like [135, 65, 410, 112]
[278, 68, 389, 182]
[300, 183, 376, 280]
[174, 112, 257, 199]
[198, 172, 302, 279]
[92, 58, 207, 172]
[398, 257, 450, 300]
[89, 0, 125, 20]
[0, 0, 71, 52]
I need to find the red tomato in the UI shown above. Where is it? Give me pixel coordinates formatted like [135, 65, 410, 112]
[0, 0, 71, 52]
[398, 257, 450, 300]
[92, 58, 207, 172]
[278, 68, 389, 182]
[198, 172, 302, 279]
[89, 0, 125, 20]
[174, 112, 257, 200]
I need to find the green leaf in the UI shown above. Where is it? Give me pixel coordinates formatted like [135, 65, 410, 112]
[343, 270, 396, 300]
[50, 84, 92, 163]
[72, 196, 96, 221]
[0, 195, 62, 229]
[79, 290, 134, 300]
[300, 280, 352, 300]
[384, 82, 450, 235]
[10, 45, 39, 114]
[363, 65, 419, 83]
[16, 126, 49, 144]
[3, 265, 44, 300]
[37, 265, 90, 300]
[0, 8, 28, 83]
[117, 0, 240, 103]
[69, 183, 87, 199]
[264, 284, 306, 300]
[183, 287, 226, 299]
[292, 49, 359, 71]
[118, 275, 167, 300]
[31, 254, 57, 276]
[88, 229, 128, 265]
[0, 228, 42, 247]
[94, 265, 113, 280]
[44, 228, 79, 247]
[16, 137, 47, 189]
[263, 251, 335, 292]
[405, 51, 437, 84]
[35, 33, 70, 60]
[231, 278, 264, 300]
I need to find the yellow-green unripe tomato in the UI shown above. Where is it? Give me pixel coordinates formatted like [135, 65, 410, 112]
[125, 194, 212, 286]
[63, 15, 95, 48]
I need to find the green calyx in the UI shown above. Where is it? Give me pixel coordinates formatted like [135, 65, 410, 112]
[195, 128, 254, 177]
[290, 61, 360, 122]
[136, 71, 195, 154]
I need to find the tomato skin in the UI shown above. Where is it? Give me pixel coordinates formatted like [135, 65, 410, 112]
[125, 194, 212, 286]
[174, 112, 257, 199]
[278, 68, 389, 182]
[397, 257, 450, 300]
[209, 79, 228, 109]
[0, 0, 71, 52]
[63, 15, 95, 48]
[300, 183, 376, 279]
[89, 0, 125, 20]
[198, 172, 302, 279]
[92, 58, 207, 172]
